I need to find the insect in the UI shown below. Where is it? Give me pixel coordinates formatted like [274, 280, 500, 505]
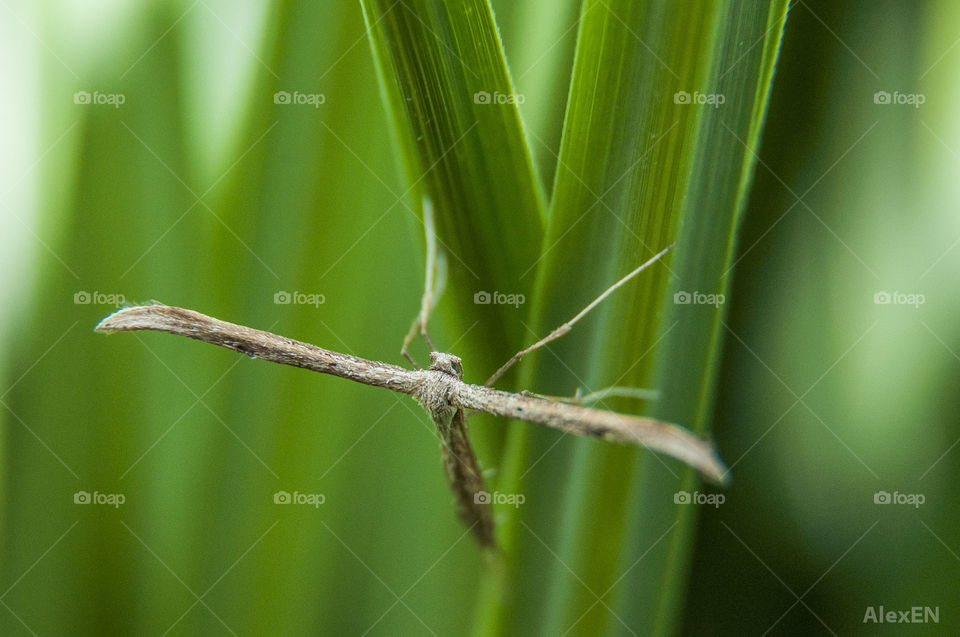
[96, 201, 728, 547]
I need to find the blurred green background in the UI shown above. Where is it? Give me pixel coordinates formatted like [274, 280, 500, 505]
[0, 1, 957, 635]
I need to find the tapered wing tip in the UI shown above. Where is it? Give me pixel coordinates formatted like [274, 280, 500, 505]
[695, 442, 732, 486]
[94, 304, 167, 333]
[705, 458, 733, 487]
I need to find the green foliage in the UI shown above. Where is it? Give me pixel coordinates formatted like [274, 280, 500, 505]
[0, 1, 798, 634]
[361, 1, 789, 634]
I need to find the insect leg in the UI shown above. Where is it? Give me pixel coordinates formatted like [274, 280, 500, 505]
[401, 197, 446, 367]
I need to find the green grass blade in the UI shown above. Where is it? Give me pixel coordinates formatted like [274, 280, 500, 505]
[0, 9, 202, 632]
[360, 0, 546, 379]
[621, 6, 792, 634]
[473, 1, 791, 634]
[1, 3, 477, 634]
[491, 0, 581, 190]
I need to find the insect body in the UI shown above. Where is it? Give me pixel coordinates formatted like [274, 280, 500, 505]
[97, 300, 728, 548]
[97, 198, 727, 548]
